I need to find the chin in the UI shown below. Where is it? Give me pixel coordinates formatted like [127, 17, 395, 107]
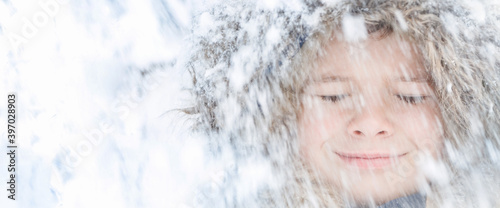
[332, 168, 422, 205]
[349, 184, 414, 205]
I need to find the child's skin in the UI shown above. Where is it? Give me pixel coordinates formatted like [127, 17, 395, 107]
[298, 33, 445, 205]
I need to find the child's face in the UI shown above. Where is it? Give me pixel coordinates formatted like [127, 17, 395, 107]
[298, 34, 444, 204]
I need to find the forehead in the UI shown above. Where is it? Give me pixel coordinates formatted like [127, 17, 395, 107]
[313, 34, 427, 82]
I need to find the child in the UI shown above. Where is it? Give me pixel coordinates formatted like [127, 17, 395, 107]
[187, 0, 500, 207]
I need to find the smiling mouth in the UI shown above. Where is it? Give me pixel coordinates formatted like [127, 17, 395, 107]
[335, 152, 408, 169]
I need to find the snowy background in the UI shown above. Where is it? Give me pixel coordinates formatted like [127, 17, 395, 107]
[0, 0, 208, 207]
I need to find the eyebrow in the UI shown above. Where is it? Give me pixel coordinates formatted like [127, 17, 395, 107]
[312, 75, 430, 83]
[393, 75, 430, 83]
[313, 75, 350, 83]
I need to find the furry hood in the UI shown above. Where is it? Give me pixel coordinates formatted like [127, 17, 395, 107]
[186, 0, 500, 207]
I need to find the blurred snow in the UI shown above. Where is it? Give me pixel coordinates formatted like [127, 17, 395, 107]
[342, 14, 367, 42]
[0, 0, 201, 207]
[0, 0, 499, 207]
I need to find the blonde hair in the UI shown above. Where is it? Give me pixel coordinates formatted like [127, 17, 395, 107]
[187, 0, 500, 206]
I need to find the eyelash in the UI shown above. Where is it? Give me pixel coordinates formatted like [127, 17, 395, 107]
[318, 94, 428, 104]
[395, 95, 428, 104]
[320, 94, 349, 103]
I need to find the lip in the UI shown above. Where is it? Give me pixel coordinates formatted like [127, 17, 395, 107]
[335, 152, 407, 169]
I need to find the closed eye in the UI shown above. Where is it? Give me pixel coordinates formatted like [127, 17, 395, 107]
[396, 95, 428, 104]
[319, 94, 349, 103]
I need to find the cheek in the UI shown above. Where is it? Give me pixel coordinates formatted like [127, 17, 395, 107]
[297, 107, 344, 153]
[396, 107, 444, 154]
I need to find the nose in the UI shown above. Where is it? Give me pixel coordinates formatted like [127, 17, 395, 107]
[347, 102, 394, 139]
